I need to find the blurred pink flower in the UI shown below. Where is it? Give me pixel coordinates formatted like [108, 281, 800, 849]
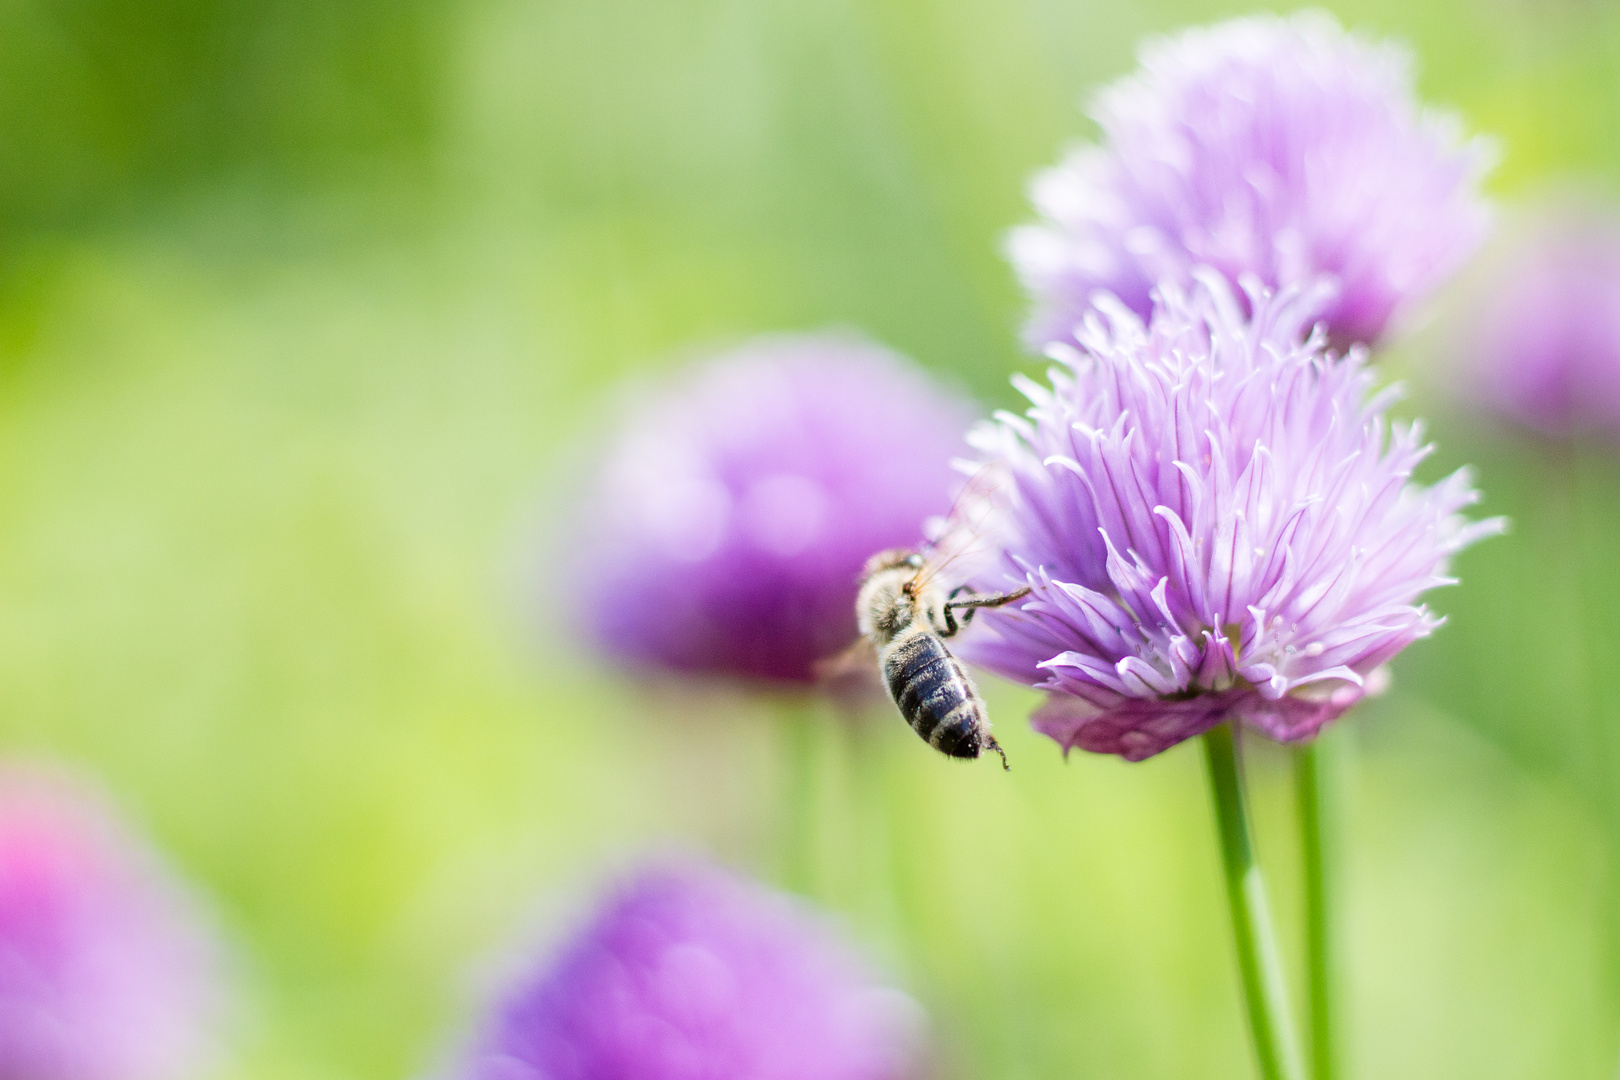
[1455, 200, 1620, 438]
[0, 767, 225, 1080]
[461, 864, 925, 1080]
[1010, 11, 1493, 353]
[569, 333, 972, 687]
[951, 276, 1501, 760]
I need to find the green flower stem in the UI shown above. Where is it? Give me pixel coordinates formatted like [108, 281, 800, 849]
[778, 701, 819, 896]
[1204, 722, 1305, 1080]
[1297, 735, 1339, 1080]
[841, 716, 901, 935]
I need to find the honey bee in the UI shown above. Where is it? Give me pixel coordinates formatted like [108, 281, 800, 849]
[854, 548, 1030, 768]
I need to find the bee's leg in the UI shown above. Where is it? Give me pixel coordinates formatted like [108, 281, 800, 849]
[945, 585, 1033, 630]
[985, 733, 1010, 771]
[939, 585, 971, 636]
[938, 585, 979, 638]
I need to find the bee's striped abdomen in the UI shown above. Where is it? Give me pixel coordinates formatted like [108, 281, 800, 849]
[881, 629, 987, 759]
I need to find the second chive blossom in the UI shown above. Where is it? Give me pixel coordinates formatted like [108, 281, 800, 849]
[1451, 198, 1620, 440]
[568, 333, 972, 687]
[1009, 11, 1493, 353]
[0, 768, 227, 1080]
[950, 276, 1502, 761]
[458, 865, 925, 1080]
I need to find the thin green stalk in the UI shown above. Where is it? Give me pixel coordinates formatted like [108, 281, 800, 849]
[841, 712, 902, 937]
[1204, 722, 1305, 1080]
[1297, 735, 1339, 1080]
[778, 702, 819, 896]
[1564, 447, 1620, 1069]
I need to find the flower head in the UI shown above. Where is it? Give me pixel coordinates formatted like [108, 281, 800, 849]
[570, 333, 972, 686]
[460, 864, 925, 1080]
[951, 275, 1501, 760]
[1452, 199, 1620, 439]
[0, 767, 225, 1080]
[1010, 11, 1493, 352]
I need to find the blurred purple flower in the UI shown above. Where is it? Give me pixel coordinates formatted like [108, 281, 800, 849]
[1455, 200, 1620, 438]
[950, 275, 1501, 761]
[461, 864, 924, 1080]
[1009, 11, 1493, 353]
[570, 333, 972, 686]
[0, 767, 224, 1080]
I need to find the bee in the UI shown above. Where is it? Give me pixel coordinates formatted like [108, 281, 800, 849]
[854, 548, 1030, 769]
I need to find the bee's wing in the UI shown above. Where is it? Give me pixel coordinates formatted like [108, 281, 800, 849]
[816, 637, 889, 713]
[813, 636, 880, 686]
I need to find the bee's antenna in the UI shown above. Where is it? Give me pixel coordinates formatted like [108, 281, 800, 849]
[987, 735, 1010, 772]
[911, 464, 1011, 595]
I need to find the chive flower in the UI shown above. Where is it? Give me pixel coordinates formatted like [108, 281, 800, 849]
[459, 864, 925, 1080]
[1010, 11, 1493, 352]
[570, 333, 972, 686]
[952, 275, 1502, 760]
[1454, 200, 1620, 439]
[0, 768, 224, 1080]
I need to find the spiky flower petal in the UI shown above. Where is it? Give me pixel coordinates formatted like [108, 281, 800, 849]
[952, 275, 1501, 760]
[1010, 11, 1493, 352]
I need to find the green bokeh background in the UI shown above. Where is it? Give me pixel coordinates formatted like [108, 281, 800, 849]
[3, 0, 1619, 1077]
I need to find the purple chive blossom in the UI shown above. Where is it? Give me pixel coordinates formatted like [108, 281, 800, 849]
[1454, 200, 1620, 439]
[570, 333, 973, 686]
[949, 274, 1502, 761]
[1009, 11, 1493, 353]
[460, 865, 925, 1080]
[0, 768, 224, 1080]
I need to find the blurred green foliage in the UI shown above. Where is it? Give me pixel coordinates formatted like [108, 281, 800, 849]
[0, 0, 444, 235]
[0, 0, 1618, 1078]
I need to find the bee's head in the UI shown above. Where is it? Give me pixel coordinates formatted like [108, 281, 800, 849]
[856, 548, 927, 642]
